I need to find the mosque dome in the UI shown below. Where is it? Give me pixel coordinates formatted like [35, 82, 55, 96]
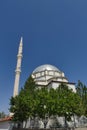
[32, 64, 68, 85]
[33, 64, 60, 73]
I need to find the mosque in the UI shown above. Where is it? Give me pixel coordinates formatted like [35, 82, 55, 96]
[0, 38, 86, 130]
[13, 37, 76, 97]
[32, 64, 76, 92]
[12, 38, 77, 128]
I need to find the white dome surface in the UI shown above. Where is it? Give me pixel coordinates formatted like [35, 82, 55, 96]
[32, 64, 68, 85]
[33, 64, 60, 73]
[32, 64, 76, 93]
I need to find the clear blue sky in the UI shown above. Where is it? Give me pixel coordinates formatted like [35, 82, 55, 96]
[0, 0, 87, 114]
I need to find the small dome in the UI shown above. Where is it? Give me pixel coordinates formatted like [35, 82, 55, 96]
[33, 64, 60, 74]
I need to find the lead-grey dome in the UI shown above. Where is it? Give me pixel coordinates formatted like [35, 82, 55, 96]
[31, 64, 76, 92]
[33, 64, 60, 73]
[32, 64, 68, 85]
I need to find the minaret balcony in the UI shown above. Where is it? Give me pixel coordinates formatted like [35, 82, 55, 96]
[17, 54, 23, 58]
[15, 69, 21, 73]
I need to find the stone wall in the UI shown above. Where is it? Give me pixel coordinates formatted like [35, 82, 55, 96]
[12, 128, 72, 130]
[12, 127, 87, 130]
[75, 128, 87, 130]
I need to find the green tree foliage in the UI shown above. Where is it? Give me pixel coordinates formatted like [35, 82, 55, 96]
[47, 88, 58, 116]
[34, 87, 49, 118]
[10, 76, 37, 122]
[24, 75, 36, 91]
[10, 76, 84, 125]
[56, 84, 83, 121]
[34, 84, 83, 127]
[76, 80, 87, 116]
[0, 112, 6, 118]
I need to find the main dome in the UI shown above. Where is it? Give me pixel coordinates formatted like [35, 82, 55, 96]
[33, 64, 60, 73]
[31, 64, 76, 92]
[32, 64, 68, 85]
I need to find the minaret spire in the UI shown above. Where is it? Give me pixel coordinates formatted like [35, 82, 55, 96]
[13, 37, 23, 97]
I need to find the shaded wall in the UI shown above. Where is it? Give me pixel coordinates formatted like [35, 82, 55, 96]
[12, 128, 87, 130]
[0, 121, 11, 129]
[12, 128, 70, 130]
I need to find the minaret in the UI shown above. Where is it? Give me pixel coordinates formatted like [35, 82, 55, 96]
[13, 37, 23, 97]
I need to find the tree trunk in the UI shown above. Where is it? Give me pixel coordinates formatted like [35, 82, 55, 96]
[65, 116, 67, 128]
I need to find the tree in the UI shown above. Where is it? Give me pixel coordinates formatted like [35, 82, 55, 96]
[34, 84, 83, 128]
[10, 76, 37, 124]
[76, 80, 87, 116]
[23, 75, 36, 91]
[0, 112, 6, 118]
[33, 87, 59, 128]
[10, 77, 84, 128]
[56, 84, 84, 127]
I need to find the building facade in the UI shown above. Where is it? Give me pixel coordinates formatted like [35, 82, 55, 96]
[32, 64, 76, 92]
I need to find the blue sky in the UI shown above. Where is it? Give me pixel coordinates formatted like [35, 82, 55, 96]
[0, 0, 87, 114]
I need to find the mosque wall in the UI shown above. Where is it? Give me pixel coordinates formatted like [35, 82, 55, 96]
[48, 82, 76, 92]
[48, 82, 60, 89]
[68, 84, 76, 93]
